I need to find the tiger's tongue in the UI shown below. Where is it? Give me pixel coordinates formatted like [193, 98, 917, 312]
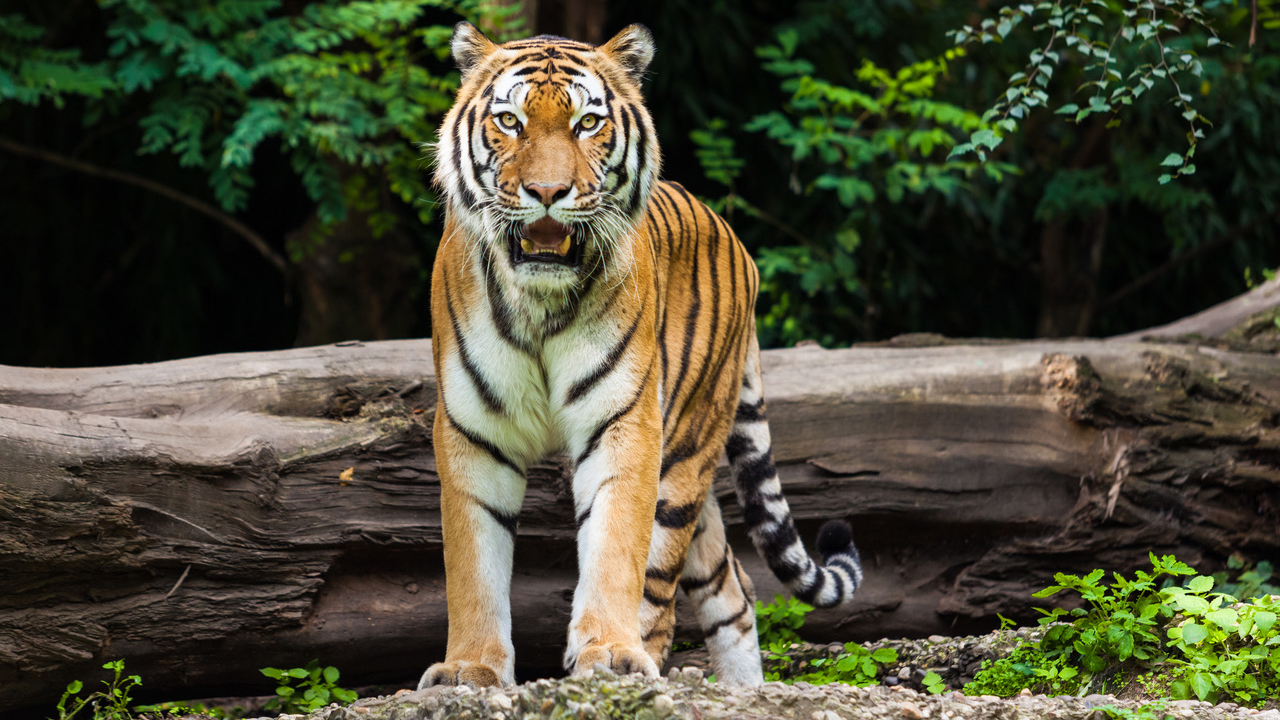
[522, 217, 572, 255]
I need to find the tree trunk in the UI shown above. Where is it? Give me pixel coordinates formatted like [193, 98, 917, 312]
[1, 300, 1278, 712]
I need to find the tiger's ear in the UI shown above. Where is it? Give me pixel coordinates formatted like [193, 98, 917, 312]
[451, 22, 497, 83]
[600, 24, 655, 82]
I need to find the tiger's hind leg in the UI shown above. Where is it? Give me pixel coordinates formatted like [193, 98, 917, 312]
[637, 459, 714, 670]
[679, 491, 764, 685]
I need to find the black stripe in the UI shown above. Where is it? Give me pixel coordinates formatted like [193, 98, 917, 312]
[442, 406, 522, 476]
[659, 435, 695, 479]
[645, 566, 677, 582]
[575, 505, 591, 529]
[627, 105, 649, 216]
[641, 624, 669, 642]
[680, 553, 729, 593]
[566, 306, 643, 405]
[794, 565, 828, 605]
[734, 454, 776, 492]
[724, 432, 755, 462]
[574, 364, 653, 467]
[445, 280, 505, 414]
[451, 103, 477, 209]
[481, 251, 536, 357]
[654, 498, 699, 528]
[672, 202, 722, 424]
[704, 599, 750, 635]
[735, 398, 766, 423]
[482, 503, 519, 536]
[643, 587, 675, 607]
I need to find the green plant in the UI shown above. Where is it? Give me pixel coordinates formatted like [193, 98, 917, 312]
[260, 660, 358, 714]
[922, 670, 947, 694]
[755, 594, 814, 652]
[1214, 556, 1278, 601]
[54, 660, 142, 720]
[792, 643, 899, 686]
[949, 0, 1226, 183]
[1160, 579, 1280, 704]
[963, 643, 1081, 697]
[967, 554, 1280, 706]
[1032, 554, 1198, 674]
[1093, 701, 1173, 720]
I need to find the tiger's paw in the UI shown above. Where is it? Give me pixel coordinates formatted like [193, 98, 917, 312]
[571, 642, 659, 678]
[417, 661, 502, 689]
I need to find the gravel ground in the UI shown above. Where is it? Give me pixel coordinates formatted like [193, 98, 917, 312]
[251, 662, 1280, 720]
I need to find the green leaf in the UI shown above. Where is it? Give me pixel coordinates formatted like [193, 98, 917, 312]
[871, 647, 898, 663]
[323, 666, 340, 684]
[288, 668, 309, 678]
[1187, 576, 1214, 594]
[1254, 611, 1277, 633]
[1180, 622, 1209, 645]
[1055, 103, 1079, 115]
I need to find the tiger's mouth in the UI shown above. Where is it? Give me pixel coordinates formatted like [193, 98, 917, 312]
[511, 217, 583, 267]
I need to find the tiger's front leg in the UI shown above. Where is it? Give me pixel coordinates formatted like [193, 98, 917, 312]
[418, 410, 527, 689]
[563, 367, 663, 678]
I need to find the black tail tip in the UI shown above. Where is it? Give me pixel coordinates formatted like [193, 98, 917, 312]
[816, 519, 854, 559]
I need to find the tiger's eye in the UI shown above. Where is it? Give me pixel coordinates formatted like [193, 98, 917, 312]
[498, 112, 519, 129]
[578, 115, 599, 131]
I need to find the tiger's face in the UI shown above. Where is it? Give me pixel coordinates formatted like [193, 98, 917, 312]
[434, 23, 660, 296]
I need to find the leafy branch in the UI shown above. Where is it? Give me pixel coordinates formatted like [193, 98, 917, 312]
[949, 0, 1226, 182]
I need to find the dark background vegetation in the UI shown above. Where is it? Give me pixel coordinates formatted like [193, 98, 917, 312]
[1, 0, 1277, 368]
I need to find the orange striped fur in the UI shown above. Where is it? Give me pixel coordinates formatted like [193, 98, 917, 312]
[420, 22, 863, 689]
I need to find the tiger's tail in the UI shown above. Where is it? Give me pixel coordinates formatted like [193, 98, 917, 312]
[725, 337, 863, 608]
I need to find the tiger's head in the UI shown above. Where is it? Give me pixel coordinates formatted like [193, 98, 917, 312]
[434, 23, 660, 296]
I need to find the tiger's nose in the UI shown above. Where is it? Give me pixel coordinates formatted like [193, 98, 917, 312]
[524, 183, 571, 206]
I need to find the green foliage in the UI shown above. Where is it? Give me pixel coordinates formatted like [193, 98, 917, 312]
[788, 643, 899, 686]
[1092, 701, 1173, 720]
[921, 670, 947, 694]
[755, 594, 898, 686]
[53, 660, 142, 720]
[950, 0, 1223, 181]
[260, 660, 358, 714]
[964, 554, 1280, 707]
[1215, 557, 1278, 601]
[756, 594, 814, 652]
[1, 0, 519, 258]
[696, 30, 1016, 346]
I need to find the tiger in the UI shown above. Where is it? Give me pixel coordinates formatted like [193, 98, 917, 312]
[419, 21, 864, 689]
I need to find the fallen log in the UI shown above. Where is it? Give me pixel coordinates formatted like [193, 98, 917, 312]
[2, 318, 1279, 712]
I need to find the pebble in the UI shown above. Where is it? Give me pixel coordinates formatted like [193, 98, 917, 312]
[900, 700, 925, 719]
[489, 693, 512, 711]
[653, 693, 675, 718]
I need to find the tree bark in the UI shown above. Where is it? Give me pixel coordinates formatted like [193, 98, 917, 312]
[2, 320, 1278, 711]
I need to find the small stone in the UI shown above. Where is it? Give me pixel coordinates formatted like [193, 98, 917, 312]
[928, 635, 946, 643]
[680, 666, 703, 683]
[490, 694, 512, 711]
[1019, 688, 1032, 697]
[579, 701, 597, 718]
[540, 698, 554, 712]
[667, 667, 679, 682]
[900, 701, 924, 719]
[1082, 694, 1111, 707]
[1254, 711, 1280, 720]
[654, 694, 675, 718]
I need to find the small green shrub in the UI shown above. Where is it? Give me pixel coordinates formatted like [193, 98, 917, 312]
[789, 644, 899, 686]
[965, 553, 1280, 706]
[756, 594, 814, 652]
[260, 660, 358, 714]
[54, 660, 141, 720]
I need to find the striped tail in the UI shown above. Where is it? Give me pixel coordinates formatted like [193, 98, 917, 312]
[725, 339, 863, 608]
